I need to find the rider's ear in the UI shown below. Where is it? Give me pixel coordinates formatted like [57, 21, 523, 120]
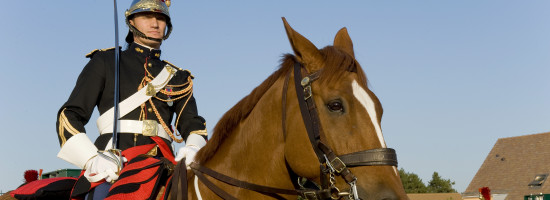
[282, 17, 323, 72]
[333, 27, 355, 58]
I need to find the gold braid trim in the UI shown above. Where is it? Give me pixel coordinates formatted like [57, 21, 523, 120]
[58, 109, 80, 146]
[174, 88, 193, 137]
[190, 129, 208, 136]
[162, 60, 182, 70]
[148, 98, 183, 143]
[162, 60, 194, 79]
[137, 78, 147, 121]
[58, 122, 66, 146]
[85, 47, 116, 58]
[163, 78, 192, 93]
[139, 61, 197, 143]
[154, 76, 193, 102]
[153, 92, 190, 102]
[146, 82, 194, 143]
[60, 112, 80, 135]
[144, 64, 155, 80]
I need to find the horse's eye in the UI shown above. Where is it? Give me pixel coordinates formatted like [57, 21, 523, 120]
[327, 100, 344, 112]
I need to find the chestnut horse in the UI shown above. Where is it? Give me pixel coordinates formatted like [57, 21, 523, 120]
[169, 18, 408, 200]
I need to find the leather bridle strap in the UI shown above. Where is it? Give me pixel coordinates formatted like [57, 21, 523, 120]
[317, 141, 357, 183]
[190, 162, 297, 199]
[168, 159, 187, 200]
[339, 148, 398, 167]
[192, 166, 240, 200]
[292, 63, 357, 183]
[189, 162, 337, 199]
[292, 63, 325, 163]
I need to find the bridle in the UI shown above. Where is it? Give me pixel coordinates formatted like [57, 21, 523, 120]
[282, 62, 398, 200]
[182, 62, 398, 200]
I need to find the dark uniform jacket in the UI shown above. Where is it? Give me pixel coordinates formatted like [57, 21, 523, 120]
[56, 42, 206, 152]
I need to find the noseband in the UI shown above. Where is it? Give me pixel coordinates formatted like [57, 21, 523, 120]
[184, 63, 398, 200]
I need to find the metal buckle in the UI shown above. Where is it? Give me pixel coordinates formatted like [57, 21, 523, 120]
[303, 191, 318, 200]
[142, 120, 158, 137]
[146, 83, 156, 96]
[330, 157, 346, 174]
[304, 85, 312, 100]
[330, 186, 343, 200]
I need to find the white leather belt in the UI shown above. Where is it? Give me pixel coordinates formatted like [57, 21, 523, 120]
[97, 65, 176, 135]
[99, 120, 172, 142]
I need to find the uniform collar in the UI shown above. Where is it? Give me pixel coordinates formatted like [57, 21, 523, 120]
[130, 42, 161, 60]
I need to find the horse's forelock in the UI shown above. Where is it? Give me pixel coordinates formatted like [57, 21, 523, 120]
[318, 46, 368, 88]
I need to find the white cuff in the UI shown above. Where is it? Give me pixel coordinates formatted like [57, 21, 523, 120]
[57, 133, 98, 168]
[186, 134, 206, 148]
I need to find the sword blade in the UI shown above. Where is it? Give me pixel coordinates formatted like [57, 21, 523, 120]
[112, 0, 120, 150]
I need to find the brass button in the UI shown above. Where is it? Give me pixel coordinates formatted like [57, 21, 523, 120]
[148, 63, 152, 67]
[148, 108, 153, 112]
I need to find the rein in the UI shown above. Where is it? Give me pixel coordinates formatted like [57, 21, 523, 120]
[184, 63, 398, 200]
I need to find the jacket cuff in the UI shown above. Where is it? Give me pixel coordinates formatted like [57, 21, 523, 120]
[57, 133, 98, 168]
[186, 133, 207, 148]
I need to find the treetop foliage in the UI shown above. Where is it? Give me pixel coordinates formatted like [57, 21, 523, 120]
[399, 168, 457, 193]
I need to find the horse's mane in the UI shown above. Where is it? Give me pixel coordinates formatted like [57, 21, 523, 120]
[195, 46, 368, 163]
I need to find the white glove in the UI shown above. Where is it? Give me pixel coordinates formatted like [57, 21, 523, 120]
[57, 133, 98, 169]
[175, 134, 207, 169]
[84, 151, 127, 183]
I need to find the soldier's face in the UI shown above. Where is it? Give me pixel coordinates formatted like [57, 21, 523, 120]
[130, 12, 167, 49]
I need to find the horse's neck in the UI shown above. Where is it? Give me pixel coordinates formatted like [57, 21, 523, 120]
[202, 78, 293, 188]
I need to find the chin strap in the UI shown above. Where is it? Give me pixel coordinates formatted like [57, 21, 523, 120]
[126, 20, 172, 43]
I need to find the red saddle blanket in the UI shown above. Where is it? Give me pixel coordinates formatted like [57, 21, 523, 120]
[10, 177, 77, 200]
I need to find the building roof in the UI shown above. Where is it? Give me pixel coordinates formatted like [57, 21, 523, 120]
[464, 132, 550, 200]
[407, 193, 463, 200]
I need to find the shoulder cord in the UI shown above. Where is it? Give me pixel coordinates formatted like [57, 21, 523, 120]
[143, 78, 193, 143]
[136, 59, 195, 143]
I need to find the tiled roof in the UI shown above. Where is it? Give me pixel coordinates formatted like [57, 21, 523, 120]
[464, 132, 550, 200]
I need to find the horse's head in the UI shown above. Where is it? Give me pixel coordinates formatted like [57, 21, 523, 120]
[281, 18, 408, 200]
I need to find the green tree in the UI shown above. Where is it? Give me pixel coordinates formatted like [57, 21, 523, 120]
[399, 168, 427, 193]
[427, 172, 457, 193]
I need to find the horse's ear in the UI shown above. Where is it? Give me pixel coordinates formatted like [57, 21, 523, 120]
[333, 27, 355, 58]
[282, 17, 324, 72]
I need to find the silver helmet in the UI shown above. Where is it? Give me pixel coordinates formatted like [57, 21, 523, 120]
[125, 0, 173, 43]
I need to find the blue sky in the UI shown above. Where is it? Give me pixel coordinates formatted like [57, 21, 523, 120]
[1, 0, 549, 194]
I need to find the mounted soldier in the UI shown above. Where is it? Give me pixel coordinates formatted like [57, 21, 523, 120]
[55, 0, 207, 198]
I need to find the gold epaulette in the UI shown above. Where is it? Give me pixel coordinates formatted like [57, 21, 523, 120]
[162, 60, 194, 79]
[85, 47, 117, 58]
